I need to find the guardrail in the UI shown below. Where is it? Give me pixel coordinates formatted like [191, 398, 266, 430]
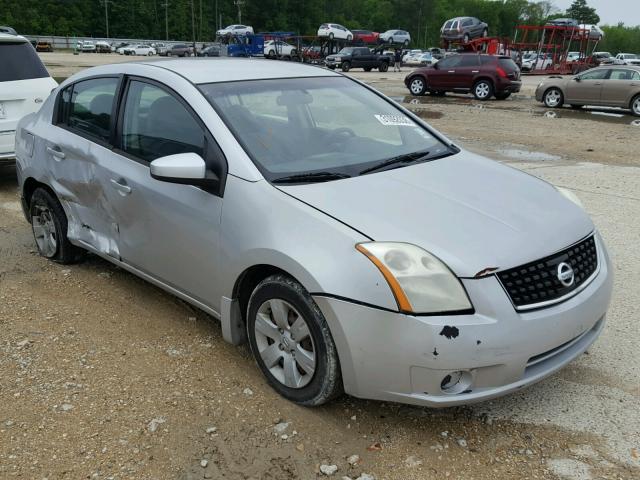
[24, 35, 193, 49]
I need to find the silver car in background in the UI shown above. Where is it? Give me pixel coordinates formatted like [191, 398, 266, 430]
[15, 59, 613, 407]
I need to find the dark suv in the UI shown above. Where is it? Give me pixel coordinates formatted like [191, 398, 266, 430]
[441, 17, 488, 44]
[404, 53, 521, 100]
[325, 47, 390, 72]
[168, 43, 193, 57]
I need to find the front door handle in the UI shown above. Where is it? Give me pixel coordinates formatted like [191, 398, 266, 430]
[448, 70, 456, 73]
[110, 178, 132, 195]
[46, 146, 65, 160]
[471, 70, 479, 73]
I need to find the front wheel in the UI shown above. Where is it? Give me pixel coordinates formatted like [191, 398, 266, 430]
[404, 39, 409, 46]
[247, 274, 343, 406]
[346, 34, 352, 41]
[543, 87, 564, 108]
[482, 28, 488, 37]
[378, 62, 388, 72]
[463, 33, 470, 43]
[631, 94, 640, 116]
[329, 32, 334, 40]
[147, 51, 153, 56]
[473, 79, 493, 100]
[341, 61, 350, 72]
[30, 188, 84, 264]
[409, 76, 427, 96]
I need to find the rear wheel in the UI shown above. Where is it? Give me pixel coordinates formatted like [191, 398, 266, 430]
[463, 33, 470, 43]
[473, 79, 493, 100]
[29, 188, 84, 264]
[409, 76, 427, 96]
[329, 32, 334, 40]
[543, 87, 564, 108]
[482, 28, 488, 37]
[346, 34, 352, 42]
[631, 94, 640, 116]
[247, 274, 342, 406]
[341, 61, 350, 72]
[403, 39, 409, 46]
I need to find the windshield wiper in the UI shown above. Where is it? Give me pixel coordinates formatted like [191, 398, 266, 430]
[272, 171, 351, 184]
[359, 149, 433, 175]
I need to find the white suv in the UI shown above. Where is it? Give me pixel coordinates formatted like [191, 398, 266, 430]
[0, 33, 57, 164]
[317, 23, 353, 41]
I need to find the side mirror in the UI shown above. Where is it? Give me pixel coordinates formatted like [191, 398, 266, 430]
[433, 62, 439, 69]
[150, 152, 218, 188]
[573, 77, 581, 82]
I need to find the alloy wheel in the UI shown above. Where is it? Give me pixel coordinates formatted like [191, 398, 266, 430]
[475, 82, 490, 99]
[254, 299, 316, 389]
[632, 96, 640, 116]
[32, 205, 57, 258]
[545, 89, 562, 107]
[410, 78, 424, 95]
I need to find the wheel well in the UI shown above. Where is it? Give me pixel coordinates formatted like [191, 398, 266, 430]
[22, 178, 56, 217]
[474, 77, 494, 87]
[630, 93, 640, 109]
[232, 264, 291, 324]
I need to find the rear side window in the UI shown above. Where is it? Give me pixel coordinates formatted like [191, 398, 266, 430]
[498, 58, 518, 71]
[120, 80, 204, 162]
[459, 55, 479, 67]
[65, 77, 119, 142]
[0, 41, 49, 82]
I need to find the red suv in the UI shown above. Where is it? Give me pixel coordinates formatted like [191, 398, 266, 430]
[404, 53, 521, 100]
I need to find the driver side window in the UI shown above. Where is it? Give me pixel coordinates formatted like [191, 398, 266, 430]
[579, 69, 609, 80]
[120, 80, 204, 163]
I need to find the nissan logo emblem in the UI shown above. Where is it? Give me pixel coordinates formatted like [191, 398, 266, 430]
[557, 262, 575, 287]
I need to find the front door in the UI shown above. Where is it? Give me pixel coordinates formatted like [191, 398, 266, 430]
[102, 78, 226, 309]
[428, 55, 463, 89]
[565, 68, 609, 104]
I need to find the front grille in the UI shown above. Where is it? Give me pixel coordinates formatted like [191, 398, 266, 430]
[497, 235, 598, 310]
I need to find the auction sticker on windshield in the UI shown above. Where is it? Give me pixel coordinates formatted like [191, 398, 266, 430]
[374, 114, 416, 126]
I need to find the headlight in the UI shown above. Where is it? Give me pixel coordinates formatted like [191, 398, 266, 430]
[356, 242, 472, 314]
[556, 186, 583, 208]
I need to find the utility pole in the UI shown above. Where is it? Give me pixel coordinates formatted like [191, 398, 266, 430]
[160, 1, 169, 40]
[215, 0, 218, 31]
[99, 0, 112, 38]
[234, 0, 245, 24]
[190, 0, 196, 47]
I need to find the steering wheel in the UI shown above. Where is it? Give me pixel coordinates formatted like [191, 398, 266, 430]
[325, 127, 356, 150]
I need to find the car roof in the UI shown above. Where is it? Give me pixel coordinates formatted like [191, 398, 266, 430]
[71, 58, 341, 84]
[0, 32, 28, 43]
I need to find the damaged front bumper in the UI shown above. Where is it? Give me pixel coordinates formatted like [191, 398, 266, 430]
[314, 234, 613, 407]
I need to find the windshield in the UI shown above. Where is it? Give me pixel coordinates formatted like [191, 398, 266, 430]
[337, 48, 354, 55]
[0, 41, 49, 82]
[200, 77, 452, 182]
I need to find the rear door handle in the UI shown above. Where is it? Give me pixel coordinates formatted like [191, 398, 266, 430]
[110, 178, 132, 195]
[46, 146, 65, 160]
[471, 70, 479, 73]
[448, 70, 456, 73]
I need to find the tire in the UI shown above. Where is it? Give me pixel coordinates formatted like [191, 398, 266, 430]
[495, 91, 511, 100]
[543, 87, 564, 108]
[346, 34, 352, 42]
[246, 274, 343, 406]
[473, 79, 493, 100]
[482, 28, 488, 37]
[329, 32, 334, 40]
[29, 188, 85, 264]
[463, 33, 470, 43]
[341, 61, 350, 72]
[378, 62, 388, 72]
[389, 37, 394, 44]
[147, 51, 152, 56]
[403, 39, 409, 46]
[409, 76, 427, 96]
[268, 49, 276, 58]
[291, 49, 297, 57]
[631, 94, 640, 116]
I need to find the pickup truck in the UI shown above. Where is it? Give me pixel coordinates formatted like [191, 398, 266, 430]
[325, 47, 390, 72]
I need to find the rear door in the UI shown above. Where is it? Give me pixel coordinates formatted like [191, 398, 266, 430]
[48, 76, 122, 256]
[453, 55, 480, 88]
[600, 68, 638, 106]
[566, 68, 609, 104]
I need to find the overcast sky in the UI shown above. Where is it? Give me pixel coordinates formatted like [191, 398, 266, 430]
[553, 0, 640, 26]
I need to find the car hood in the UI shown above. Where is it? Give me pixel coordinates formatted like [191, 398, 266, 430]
[277, 151, 593, 277]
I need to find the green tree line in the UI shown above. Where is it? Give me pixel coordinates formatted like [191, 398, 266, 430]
[1, 0, 638, 52]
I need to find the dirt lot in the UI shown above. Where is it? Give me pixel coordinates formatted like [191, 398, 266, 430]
[0, 53, 639, 480]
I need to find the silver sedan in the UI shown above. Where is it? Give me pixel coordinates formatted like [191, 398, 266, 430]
[15, 59, 613, 407]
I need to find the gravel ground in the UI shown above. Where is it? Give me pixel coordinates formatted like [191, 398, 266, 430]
[0, 53, 638, 479]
